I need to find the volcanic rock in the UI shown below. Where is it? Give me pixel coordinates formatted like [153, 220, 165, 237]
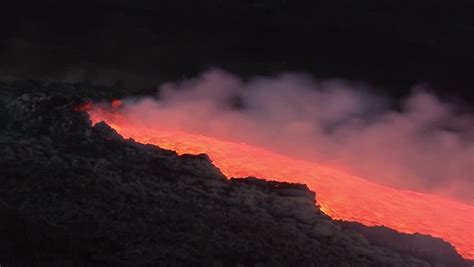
[340, 221, 471, 267]
[0, 92, 468, 266]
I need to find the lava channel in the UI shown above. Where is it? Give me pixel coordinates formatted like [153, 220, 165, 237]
[86, 105, 474, 260]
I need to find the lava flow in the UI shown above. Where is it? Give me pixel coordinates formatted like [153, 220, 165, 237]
[86, 103, 474, 260]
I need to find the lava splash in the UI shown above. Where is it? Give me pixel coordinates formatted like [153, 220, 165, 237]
[86, 104, 474, 260]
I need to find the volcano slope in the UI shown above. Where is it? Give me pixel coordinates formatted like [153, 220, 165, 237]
[0, 89, 470, 266]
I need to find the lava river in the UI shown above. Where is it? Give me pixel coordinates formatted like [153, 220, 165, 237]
[86, 105, 474, 260]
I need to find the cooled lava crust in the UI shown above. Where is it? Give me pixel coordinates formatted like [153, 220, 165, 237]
[0, 90, 470, 266]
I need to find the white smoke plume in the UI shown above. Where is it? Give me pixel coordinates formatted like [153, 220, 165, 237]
[116, 69, 474, 204]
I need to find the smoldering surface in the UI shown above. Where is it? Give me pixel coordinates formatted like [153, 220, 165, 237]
[114, 70, 474, 204]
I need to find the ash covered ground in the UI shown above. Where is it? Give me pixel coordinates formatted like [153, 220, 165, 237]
[0, 82, 470, 266]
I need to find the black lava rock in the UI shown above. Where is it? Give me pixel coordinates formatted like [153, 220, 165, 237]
[0, 92, 469, 266]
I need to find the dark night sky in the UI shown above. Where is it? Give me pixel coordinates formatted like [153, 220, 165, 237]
[1, 0, 474, 102]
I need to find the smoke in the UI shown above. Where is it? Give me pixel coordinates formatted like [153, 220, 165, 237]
[116, 69, 474, 204]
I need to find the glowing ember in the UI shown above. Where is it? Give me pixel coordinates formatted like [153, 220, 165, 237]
[87, 104, 474, 260]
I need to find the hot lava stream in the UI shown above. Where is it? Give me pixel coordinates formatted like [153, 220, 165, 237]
[86, 103, 474, 260]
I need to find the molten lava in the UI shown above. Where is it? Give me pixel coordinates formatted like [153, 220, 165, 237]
[86, 103, 474, 260]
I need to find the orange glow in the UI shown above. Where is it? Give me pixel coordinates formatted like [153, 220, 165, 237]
[111, 99, 123, 109]
[87, 105, 474, 260]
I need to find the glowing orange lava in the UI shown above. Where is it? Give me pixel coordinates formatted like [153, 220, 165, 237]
[87, 105, 474, 260]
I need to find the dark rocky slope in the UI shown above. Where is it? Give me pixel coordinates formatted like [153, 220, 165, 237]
[339, 222, 469, 267]
[0, 93, 469, 266]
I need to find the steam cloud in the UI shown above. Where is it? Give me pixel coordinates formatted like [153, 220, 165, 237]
[116, 69, 474, 204]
